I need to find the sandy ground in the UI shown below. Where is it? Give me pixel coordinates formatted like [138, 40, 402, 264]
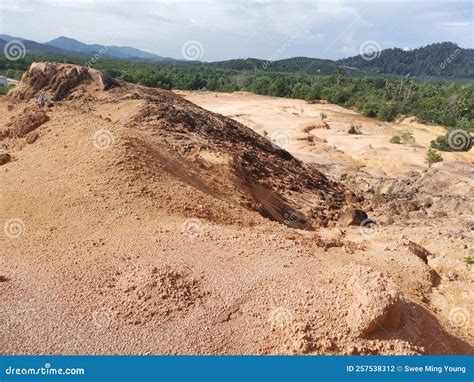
[1, 66, 473, 355]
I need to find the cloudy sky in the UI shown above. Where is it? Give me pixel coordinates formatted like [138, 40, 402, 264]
[0, 0, 472, 61]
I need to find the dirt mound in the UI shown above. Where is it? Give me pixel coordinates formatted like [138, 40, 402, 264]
[10, 62, 357, 229]
[8, 62, 117, 102]
[114, 84, 359, 229]
[6, 108, 49, 137]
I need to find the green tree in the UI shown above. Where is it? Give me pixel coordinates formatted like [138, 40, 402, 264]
[426, 148, 443, 167]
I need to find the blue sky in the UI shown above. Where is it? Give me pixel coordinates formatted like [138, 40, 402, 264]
[1, 0, 472, 61]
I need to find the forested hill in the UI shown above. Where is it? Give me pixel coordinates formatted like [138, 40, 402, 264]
[211, 43, 473, 79]
[209, 57, 340, 75]
[337, 42, 474, 78]
[1, 34, 472, 78]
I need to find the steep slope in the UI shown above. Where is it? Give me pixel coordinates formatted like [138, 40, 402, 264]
[7, 62, 357, 230]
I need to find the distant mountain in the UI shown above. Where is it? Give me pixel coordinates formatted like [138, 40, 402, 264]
[0, 38, 76, 57]
[337, 42, 474, 78]
[1, 34, 471, 78]
[0, 34, 25, 42]
[46, 36, 166, 61]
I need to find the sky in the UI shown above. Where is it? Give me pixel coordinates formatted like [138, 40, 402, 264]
[0, 0, 473, 61]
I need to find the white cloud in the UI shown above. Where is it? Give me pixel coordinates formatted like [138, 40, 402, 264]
[0, 0, 472, 60]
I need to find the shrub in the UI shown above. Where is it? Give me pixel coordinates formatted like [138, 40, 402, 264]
[426, 148, 443, 167]
[400, 129, 415, 144]
[389, 135, 401, 144]
[377, 103, 398, 121]
[464, 255, 474, 265]
[430, 134, 451, 151]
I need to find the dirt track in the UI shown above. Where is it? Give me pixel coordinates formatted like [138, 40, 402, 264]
[1, 64, 473, 355]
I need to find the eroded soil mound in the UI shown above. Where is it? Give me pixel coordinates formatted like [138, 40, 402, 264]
[6, 62, 359, 230]
[6, 108, 49, 137]
[8, 62, 117, 102]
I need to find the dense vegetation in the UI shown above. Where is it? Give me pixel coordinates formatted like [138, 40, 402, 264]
[338, 42, 474, 79]
[0, 53, 472, 146]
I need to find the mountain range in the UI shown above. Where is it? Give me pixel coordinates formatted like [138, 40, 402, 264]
[0, 34, 169, 62]
[0, 34, 472, 78]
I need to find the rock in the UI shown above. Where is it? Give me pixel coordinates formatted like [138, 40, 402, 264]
[346, 267, 401, 336]
[0, 153, 11, 165]
[396, 200, 420, 215]
[407, 241, 434, 263]
[340, 208, 368, 226]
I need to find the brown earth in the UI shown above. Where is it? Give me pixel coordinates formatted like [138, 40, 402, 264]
[0, 63, 472, 355]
